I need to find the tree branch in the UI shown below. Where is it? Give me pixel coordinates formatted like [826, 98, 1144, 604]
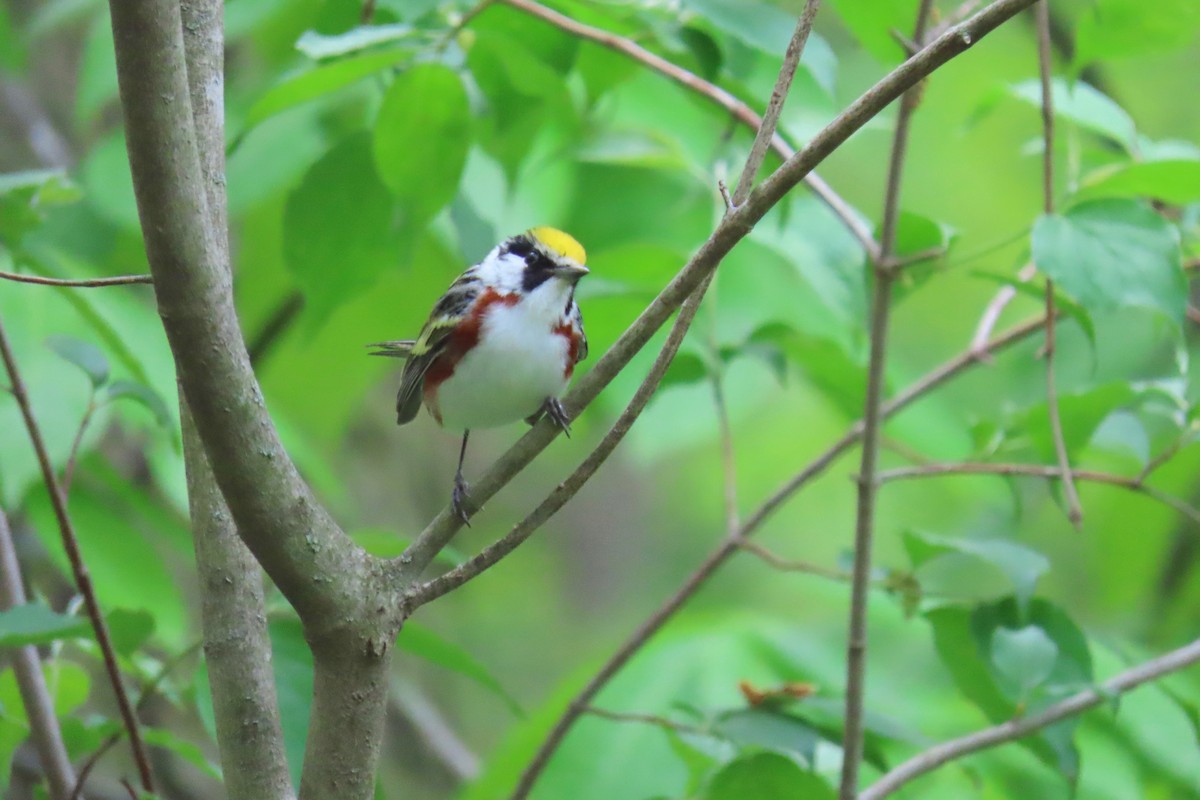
[0, 271, 153, 287]
[861, 637, 1200, 799]
[0, 507, 82, 800]
[108, 4, 394, 798]
[1034, 0, 1083, 529]
[176, 4, 294, 796]
[0, 316, 154, 793]
[876, 462, 1200, 526]
[840, 2, 934, 795]
[496, 0, 878, 259]
[107, 0, 366, 625]
[394, 0, 1042, 584]
[730, 0, 823, 205]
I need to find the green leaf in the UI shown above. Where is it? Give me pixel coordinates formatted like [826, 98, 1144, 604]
[927, 600, 1088, 781]
[106, 607, 155, 658]
[1078, 159, 1200, 205]
[141, 726, 222, 781]
[660, 352, 711, 388]
[1015, 383, 1138, 463]
[0, 603, 91, 647]
[1009, 79, 1138, 152]
[903, 530, 1049, 614]
[1074, 0, 1200, 67]
[748, 323, 866, 419]
[466, 30, 570, 179]
[295, 23, 415, 59]
[1032, 199, 1184, 325]
[241, 49, 412, 134]
[284, 132, 399, 326]
[0, 169, 82, 242]
[373, 64, 471, 223]
[399, 623, 523, 716]
[104, 380, 172, 427]
[46, 334, 109, 388]
[991, 625, 1059, 697]
[713, 708, 820, 764]
[703, 752, 835, 800]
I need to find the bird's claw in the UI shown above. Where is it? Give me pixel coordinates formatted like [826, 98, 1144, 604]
[542, 397, 572, 437]
[452, 474, 472, 526]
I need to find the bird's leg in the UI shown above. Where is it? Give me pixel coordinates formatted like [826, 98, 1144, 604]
[540, 396, 572, 437]
[452, 430, 472, 525]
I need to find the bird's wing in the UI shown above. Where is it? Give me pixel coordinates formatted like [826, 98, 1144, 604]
[367, 340, 416, 358]
[571, 300, 588, 363]
[393, 269, 482, 425]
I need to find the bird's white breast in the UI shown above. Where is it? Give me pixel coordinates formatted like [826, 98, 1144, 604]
[434, 299, 571, 431]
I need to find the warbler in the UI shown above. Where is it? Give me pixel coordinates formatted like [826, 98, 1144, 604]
[370, 227, 589, 522]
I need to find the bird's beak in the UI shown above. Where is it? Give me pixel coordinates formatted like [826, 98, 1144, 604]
[553, 262, 589, 282]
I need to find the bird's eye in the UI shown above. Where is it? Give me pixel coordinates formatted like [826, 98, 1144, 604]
[525, 253, 538, 267]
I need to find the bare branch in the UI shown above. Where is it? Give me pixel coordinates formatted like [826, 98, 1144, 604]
[177, 3, 293, 795]
[108, 0, 363, 625]
[61, 396, 97, 495]
[1034, 0, 1083, 529]
[713, 374, 741, 536]
[585, 706, 707, 737]
[969, 262, 1036, 358]
[0, 508, 82, 800]
[731, 0, 823, 205]
[736, 538, 850, 582]
[877, 462, 1200, 526]
[0, 317, 154, 793]
[861, 637, 1200, 799]
[0, 270, 153, 287]
[840, 1, 934, 795]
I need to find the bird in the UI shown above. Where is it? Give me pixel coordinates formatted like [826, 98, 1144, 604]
[369, 227, 589, 523]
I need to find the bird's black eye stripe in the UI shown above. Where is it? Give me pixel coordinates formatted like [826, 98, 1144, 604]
[521, 251, 555, 292]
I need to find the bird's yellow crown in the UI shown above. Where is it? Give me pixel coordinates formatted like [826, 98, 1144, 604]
[529, 226, 586, 266]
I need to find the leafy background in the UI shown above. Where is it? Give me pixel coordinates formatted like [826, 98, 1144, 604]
[0, 0, 1198, 797]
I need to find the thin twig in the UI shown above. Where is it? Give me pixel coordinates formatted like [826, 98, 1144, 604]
[0, 317, 155, 793]
[712, 375, 740, 535]
[0, 508, 82, 800]
[736, 538, 850, 582]
[496, 0, 879, 260]
[0, 270, 153, 287]
[969, 262, 1036, 358]
[1035, 0, 1082, 529]
[885, 244, 948, 272]
[840, 2, 934, 796]
[730, 0, 823, 205]
[876, 462, 1200, 527]
[500, 314, 1048, 800]
[62, 396, 97, 495]
[585, 706, 708, 737]
[861, 637, 1200, 799]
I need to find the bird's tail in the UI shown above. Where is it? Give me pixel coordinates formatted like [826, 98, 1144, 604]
[367, 340, 416, 359]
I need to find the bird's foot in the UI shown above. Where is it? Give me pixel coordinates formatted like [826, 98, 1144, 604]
[452, 473, 472, 526]
[540, 396, 571, 437]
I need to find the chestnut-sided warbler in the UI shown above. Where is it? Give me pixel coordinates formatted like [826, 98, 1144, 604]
[370, 227, 589, 522]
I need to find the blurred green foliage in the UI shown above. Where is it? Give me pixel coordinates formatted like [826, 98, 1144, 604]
[0, 0, 1198, 798]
